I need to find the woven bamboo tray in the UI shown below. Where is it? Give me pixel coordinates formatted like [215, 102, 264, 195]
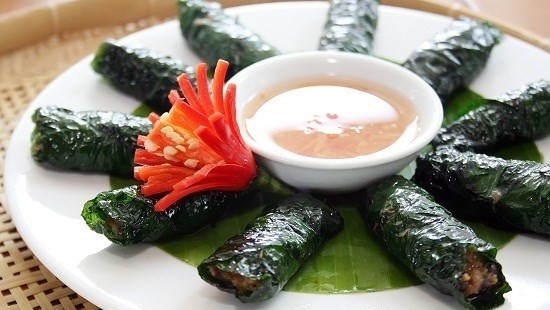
[0, 0, 548, 309]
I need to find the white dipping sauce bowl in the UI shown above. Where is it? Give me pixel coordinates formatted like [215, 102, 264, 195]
[229, 51, 443, 193]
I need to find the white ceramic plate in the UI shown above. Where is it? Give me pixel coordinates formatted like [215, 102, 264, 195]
[5, 2, 550, 309]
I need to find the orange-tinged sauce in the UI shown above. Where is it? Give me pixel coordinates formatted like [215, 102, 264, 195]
[245, 81, 418, 159]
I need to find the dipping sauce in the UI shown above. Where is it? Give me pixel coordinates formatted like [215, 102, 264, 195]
[245, 80, 418, 159]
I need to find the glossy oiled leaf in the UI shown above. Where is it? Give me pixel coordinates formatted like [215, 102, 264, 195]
[108, 87, 523, 293]
[82, 186, 251, 245]
[318, 0, 380, 54]
[84, 168, 291, 245]
[31, 106, 151, 177]
[434, 80, 550, 153]
[402, 17, 501, 102]
[160, 197, 420, 293]
[91, 41, 195, 113]
[197, 193, 344, 302]
[178, 0, 280, 78]
[157, 193, 513, 294]
[415, 147, 550, 237]
[363, 176, 511, 309]
[438, 85, 544, 164]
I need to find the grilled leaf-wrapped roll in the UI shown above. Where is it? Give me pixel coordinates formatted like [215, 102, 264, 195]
[178, 0, 280, 78]
[415, 147, 550, 237]
[82, 168, 294, 245]
[198, 192, 344, 302]
[83, 186, 245, 245]
[363, 175, 511, 309]
[31, 106, 151, 176]
[402, 17, 501, 102]
[433, 80, 550, 152]
[91, 40, 195, 113]
[318, 0, 379, 54]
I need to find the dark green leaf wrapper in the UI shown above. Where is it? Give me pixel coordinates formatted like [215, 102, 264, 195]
[91, 40, 196, 113]
[415, 147, 550, 236]
[198, 192, 344, 302]
[433, 80, 550, 152]
[318, 0, 379, 54]
[81, 168, 294, 245]
[363, 176, 510, 309]
[402, 17, 501, 102]
[82, 185, 247, 245]
[178, 0, 280, 78]
[31, 106, 151, 177]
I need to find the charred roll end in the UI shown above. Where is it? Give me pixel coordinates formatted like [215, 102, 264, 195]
[206, 265, 263, 300]
[197, 249, 280, 303]
[460, 249, 511, 309]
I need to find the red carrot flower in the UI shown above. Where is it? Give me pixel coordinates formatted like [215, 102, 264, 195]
[134, 60, 256, 211]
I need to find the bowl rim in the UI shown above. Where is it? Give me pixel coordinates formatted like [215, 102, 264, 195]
[229, 51, 443, 170]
